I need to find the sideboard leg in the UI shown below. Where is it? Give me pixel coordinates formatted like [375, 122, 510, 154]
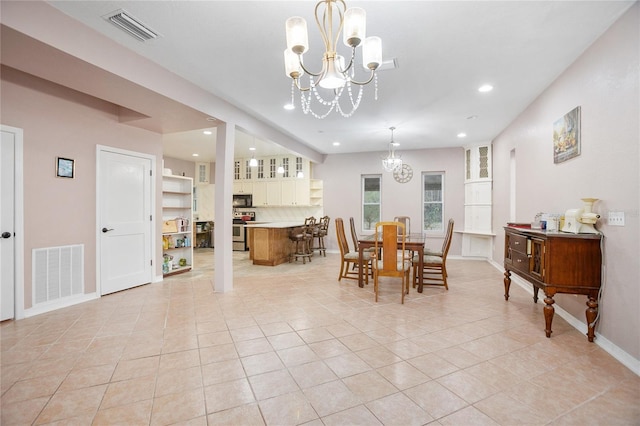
[503, 270, 511, 301]
[543, 295, 555, 338]
[586, 297, 598, 342]
[533, 286, 539, 304]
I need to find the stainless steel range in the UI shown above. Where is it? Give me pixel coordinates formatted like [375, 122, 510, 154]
[232, 211, 255, 251]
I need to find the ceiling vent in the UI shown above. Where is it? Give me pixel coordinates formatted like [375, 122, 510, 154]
[103, 9, 159, 42]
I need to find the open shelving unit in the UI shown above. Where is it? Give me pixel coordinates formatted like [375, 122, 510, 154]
[162, 174, 193, 276]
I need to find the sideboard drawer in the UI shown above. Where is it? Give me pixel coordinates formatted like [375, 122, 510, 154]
[509, 233, 528, 254]
[510, 249, 530, 274]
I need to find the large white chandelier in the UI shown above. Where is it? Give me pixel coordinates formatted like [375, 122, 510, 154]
[284, 0, 382, 119]
[382, 127, 402, 172]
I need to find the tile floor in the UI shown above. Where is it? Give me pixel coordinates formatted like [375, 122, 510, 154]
[1, 249, 638, 425]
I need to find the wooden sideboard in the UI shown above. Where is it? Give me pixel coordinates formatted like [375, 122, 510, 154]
[503, 226, 603, 341]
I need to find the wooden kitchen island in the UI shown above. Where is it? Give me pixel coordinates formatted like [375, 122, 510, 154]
[245, 222, 304, 266]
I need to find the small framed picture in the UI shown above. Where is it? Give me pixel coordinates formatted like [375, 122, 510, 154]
[56, 157, 75, 178]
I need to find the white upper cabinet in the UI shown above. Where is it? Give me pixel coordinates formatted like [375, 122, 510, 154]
[465, 144, 492, 182]
[195, 162, 210, 185]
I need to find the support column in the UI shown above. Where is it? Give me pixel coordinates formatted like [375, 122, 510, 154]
[214, 123, 235, 293]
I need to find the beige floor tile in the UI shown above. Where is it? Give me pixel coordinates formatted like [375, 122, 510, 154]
[289, 360, 339, 389]
[93, 399, 153, 425]
[203, 378, 255, 414]
[207, 402, 265, 426]
[159, 349, 200, 372]
[303, 380, 361, 417]
[325, 352, 372, 378]
[436, 370, 500, 404]
[2, 253, 636, 426]
[111, 355, 159, 382]
[366, 392, 433, 426]
[0, 396, 50, 425]
[155, 365, 203, 397]
[248, 369, 300, 400]
[1, 374, 66, 404]
[101, 374, 156, 409]
[322, 404, 383, 425]
[58, 364, 116, 391]
[258, 391, 318, 425]
[342, 370, 398, 402]
[201, 358, 246, 386]
[34, 384, 107, 424]
[277, 345, 320, 367]
[357, 346, 403, 369]
[439, 405, 500, 425]
[151, 387, 206, 426]
[376, 361, 431, 390]
[240, 351, 284, 376]
[403, 380, 468, 420]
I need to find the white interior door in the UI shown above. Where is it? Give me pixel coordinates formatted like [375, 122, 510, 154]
[0, 129, 16, 320]
[98, 148, 153, 295]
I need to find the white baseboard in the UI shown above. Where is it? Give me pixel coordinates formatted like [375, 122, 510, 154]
[488, 259, 639, 376]
[24, 292, 100, 318]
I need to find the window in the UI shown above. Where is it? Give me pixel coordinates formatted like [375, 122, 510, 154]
[362, 175, 381, 231]
[422, 172, 444, 232]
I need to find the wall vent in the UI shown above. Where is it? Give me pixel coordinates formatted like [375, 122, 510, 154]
[33, 245, 84, 305]
[103, 9, 159, 42]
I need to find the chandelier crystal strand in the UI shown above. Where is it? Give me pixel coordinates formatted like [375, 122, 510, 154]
[283, 0, 382, 118]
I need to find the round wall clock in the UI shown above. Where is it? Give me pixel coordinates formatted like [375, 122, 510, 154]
[393, 164, 413, 183]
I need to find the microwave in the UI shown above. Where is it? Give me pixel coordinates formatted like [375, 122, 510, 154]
[233, 193, 253, 208]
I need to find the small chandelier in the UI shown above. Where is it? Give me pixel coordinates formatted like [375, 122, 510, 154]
[284, 0, 382, 119]
[382, 127, 402, 172]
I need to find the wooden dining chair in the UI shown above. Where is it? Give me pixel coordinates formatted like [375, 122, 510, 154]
[372, 221, 412, 304]
[393, 216, 410, 236]
[413, 218, 454, 290]
[335, 218, 372, 283]
[349, 217, 376, 275]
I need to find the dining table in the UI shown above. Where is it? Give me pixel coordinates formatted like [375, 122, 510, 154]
[358, 233, 427, 292]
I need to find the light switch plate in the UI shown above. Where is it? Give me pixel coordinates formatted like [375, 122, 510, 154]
[608, 211, 625, 226]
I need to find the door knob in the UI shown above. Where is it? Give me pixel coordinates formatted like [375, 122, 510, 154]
[1, 232, 11, 239]
[102, 227, 114, 233]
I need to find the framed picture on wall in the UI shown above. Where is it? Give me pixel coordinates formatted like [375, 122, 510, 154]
[553, 106, 581, 164]
[56, 157, 75, 178]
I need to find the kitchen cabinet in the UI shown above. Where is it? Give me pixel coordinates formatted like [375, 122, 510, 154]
[281, 179, 310, 206]
[162, 174, 193, 276]
[253, 181, 281, 206]
[461, 144, 493, 257]
[195, 162, 210, 185]
[194, 184, 214, 221]
[233, 181, 253, 194]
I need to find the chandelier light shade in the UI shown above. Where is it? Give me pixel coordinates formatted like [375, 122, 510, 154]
[283, 0, 382, 119]
[382, 127, 402, 172]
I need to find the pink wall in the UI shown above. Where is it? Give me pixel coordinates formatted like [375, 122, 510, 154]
[1, 66, 164, 309]
[492, 4, 639, 359]
[315, 147, 466, 255]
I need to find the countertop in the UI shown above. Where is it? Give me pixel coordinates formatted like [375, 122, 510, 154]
[244, 222, 304, 229]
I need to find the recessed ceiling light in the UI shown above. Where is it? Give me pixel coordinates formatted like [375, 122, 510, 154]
[467, 115, 478, 120]
[249, 147, 256, 151]
[192, 153, 199, 157]
[283, 103, 295, 110]
[206, 117, 216, 122]
[457, 133, 467, 138]
[203, 130, 212, 135]
[478, 84, 493, 93]
[332, 141, 340, 146]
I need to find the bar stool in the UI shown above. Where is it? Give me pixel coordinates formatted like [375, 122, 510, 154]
[288, 226, 312, 264]
[312, 216, 329, 257]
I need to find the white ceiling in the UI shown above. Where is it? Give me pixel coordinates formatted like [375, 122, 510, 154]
[46, 0, 634, 163]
